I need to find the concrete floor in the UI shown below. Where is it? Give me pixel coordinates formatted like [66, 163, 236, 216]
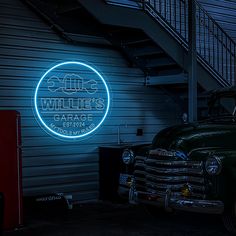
[4, 202, 229, 236]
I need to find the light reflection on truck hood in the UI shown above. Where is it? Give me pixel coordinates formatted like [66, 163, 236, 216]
[152, 122, 236, 153]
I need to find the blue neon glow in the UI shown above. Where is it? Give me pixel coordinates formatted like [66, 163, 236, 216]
[34, 61, 110, 139]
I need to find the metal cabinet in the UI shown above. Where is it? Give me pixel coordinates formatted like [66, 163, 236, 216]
[0, 111, 23, 230]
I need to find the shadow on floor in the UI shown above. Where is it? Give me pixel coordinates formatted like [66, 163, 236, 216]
[4, 202, 229, 236]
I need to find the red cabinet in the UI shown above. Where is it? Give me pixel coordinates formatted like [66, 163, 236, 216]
[0, 111, 23, 230]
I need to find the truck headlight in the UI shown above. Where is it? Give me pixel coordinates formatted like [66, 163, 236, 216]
[122, 149, 134, 165]
[205, 156, 222, 175]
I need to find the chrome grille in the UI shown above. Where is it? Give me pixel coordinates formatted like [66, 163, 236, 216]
[134, 154, 206, 199]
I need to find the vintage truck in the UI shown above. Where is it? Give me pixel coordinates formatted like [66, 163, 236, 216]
[119, 87, 236, 234]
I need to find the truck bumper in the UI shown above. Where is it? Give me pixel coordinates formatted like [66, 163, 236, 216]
[131, 190, 224, 214]
[118, 174, 133, 200]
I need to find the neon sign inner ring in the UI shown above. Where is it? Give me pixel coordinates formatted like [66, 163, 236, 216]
[34, 61, 110, 139]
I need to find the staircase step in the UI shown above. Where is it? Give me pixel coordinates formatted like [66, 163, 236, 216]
[145, 57, 176, 68]
[106, 0, 141, 9]
[146, 73, 188, 85]
[123, 38, 152, 46]
[131, 45, 164, 57]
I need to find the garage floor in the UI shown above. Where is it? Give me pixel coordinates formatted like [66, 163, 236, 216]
[4, 202, 228, 236]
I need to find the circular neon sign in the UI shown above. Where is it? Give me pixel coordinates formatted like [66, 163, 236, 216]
[34, 61, 110, 139]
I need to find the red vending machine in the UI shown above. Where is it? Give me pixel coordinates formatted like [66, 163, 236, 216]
[0, 110, 23, 230]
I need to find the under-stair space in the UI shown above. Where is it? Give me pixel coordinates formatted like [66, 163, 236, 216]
[104, 26, 183, 78]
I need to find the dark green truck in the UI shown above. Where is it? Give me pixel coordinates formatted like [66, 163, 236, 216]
[119, 87, 236, 234]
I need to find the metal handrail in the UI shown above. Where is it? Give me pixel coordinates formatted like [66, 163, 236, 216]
[105, 0, 236, 87]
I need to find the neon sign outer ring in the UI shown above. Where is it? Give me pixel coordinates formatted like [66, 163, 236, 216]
[34, 61, 110, 139]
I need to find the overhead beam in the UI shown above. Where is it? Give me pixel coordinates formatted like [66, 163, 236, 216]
[78, 0, 227, 90]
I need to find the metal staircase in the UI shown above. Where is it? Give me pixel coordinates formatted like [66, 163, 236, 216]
[103, 0, 236, 87]
[76, 0, 236, 119]
[23, 0, 236, 119]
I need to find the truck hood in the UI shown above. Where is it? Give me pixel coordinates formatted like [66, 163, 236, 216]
[152, 121, 236, 153]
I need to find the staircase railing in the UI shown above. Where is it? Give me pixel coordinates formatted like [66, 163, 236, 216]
[106, 0, 236, 87]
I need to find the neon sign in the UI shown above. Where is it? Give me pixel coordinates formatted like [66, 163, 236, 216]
[34, 61, 110, 139]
